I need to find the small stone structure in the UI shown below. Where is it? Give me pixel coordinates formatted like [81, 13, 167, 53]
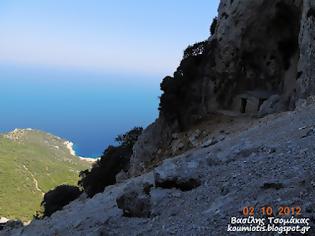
[233, 90, 275, 114]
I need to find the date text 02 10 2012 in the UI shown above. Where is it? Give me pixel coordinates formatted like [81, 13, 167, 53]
[243, 206, 301, 217]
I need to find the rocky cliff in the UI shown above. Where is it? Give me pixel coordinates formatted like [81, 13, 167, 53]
[3, 0, 315, 235]
[4, 96, 315, 235]
[129, 0, 315, 176]
[297, 0, 315, 98]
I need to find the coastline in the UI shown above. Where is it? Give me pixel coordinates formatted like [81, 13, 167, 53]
[64, 141, 98, 163]
[3, 128, 100, 164]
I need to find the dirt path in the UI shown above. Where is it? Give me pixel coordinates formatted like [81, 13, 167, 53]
[22, 165, 45, 196]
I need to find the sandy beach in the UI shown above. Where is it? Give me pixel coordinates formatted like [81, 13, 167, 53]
[64, 141, 98, 163]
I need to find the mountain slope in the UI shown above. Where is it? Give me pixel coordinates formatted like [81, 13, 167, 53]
[0, 129, 90, 221]
[5, 100, 315, 235]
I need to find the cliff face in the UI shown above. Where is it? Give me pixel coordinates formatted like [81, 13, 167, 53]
[214, 0, 302, 108]
[297, 0, 315, 98]
[129, 0, 315, 176]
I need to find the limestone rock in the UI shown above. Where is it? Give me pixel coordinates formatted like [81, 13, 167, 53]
[154, 159, 201, 192]
[170, 139, 185, 155]
[188, 129, 201, 147]
[258, 94, 281, 117]
[296, 0, 315, 98]
[128, 118, 172, 176]
[115, 170, 129, 183]
[116, 184, 151, 218]
[0, 218, 9, 224]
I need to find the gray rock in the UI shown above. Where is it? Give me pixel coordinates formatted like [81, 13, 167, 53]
[0, 220, 23, 231]
[115, 170, 129, 183]
[296, 0, 315, 98]
[154, 159, 201, 191]
[0, 218, 9, 224]
[150, 188, 172, 216]
[170, 140, 185, 155]
[202, 138, 218, 148]
[258, 95, 281, 117]
[188, 129, 201, 147]
[129, 117, 173, 176]
[116, 184, 151, 218]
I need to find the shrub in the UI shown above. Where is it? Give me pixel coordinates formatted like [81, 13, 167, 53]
[183, 41, 207, 59]
[79, 127, 143, 197]
[115, 127, 143, 148]
[210, 17, 218, 35]
[79, 145, 131, 197]
[159, 40, 215, 129]
[40, 185, 82, 217]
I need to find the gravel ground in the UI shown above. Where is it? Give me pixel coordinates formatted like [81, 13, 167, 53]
[4, 103, 315, 236]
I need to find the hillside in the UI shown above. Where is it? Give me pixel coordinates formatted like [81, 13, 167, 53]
[0, 129, 90, 221]
[3, 100, 315, 235]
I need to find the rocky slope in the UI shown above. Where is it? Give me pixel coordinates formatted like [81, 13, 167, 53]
[0, 129, 90, 221]
[3, 99, 315, 235]
[3, 0, 315, 234]
[129, 0, 315, 176]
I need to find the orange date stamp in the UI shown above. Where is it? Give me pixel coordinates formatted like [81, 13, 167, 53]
[243, 206, 302, 217]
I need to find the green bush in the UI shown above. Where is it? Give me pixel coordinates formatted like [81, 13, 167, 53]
[159, 40, 215, 129]
[210, 17, 218, 35]
[78, 127, 143, 197]
[40, 185, 82, 217]
[115, 127, 143, 148]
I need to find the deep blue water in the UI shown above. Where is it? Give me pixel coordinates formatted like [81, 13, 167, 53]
[0, 64, 161, 157]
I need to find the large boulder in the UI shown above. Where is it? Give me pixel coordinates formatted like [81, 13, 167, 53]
[116, 184, 152, 218]
[258, 94, 282, 117]
[154, 159, 201, 192]
[128, 117, 173, 176]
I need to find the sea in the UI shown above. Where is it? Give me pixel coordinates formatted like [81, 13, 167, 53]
[0, 64, 161, 157]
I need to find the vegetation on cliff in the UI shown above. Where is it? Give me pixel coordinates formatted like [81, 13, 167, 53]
[39, 185, 82, 218]
[78, 127, 143, 197]
[159, 39, 217, 130]
[0, 129, 90, 221]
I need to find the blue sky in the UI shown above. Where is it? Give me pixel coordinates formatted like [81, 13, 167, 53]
[0, 1, 220, 156]
[0, 0, 219, 77]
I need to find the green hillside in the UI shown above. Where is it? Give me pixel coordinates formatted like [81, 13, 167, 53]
[0, 129, 91, 221]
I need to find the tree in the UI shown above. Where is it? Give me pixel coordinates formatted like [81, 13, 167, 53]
[78, 145, 131, 197]
[115, 127, 143, 147]
[79, 127, 143, 197]
[159, 39, 213, 130]
[40, 185, 82, 217]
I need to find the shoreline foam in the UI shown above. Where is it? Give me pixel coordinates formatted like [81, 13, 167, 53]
[64, 141, 98, 163]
